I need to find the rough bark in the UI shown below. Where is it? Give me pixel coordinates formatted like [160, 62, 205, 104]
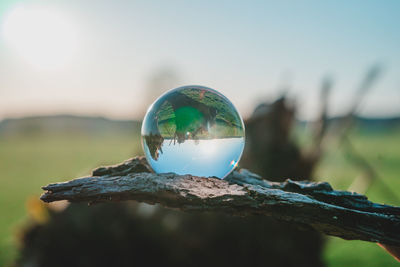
[41, 156, 400, 246]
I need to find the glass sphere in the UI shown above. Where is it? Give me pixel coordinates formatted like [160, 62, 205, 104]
[141, 85, 245, 179]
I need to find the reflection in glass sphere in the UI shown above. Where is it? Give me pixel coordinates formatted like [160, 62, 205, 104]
[141, 85, 245, 179]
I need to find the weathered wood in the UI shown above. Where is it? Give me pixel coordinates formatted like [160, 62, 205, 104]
[41, 156, 400, 246]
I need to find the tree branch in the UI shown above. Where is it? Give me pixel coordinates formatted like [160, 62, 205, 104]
[41, 157, 400, 246]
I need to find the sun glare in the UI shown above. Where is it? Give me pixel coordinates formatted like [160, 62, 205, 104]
[2, 5, 79, 70]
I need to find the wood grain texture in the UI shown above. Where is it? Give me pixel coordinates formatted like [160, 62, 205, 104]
[41, 157, 400, 246]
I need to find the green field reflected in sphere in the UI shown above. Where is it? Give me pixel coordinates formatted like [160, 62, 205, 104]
[141, 85, 245, 179]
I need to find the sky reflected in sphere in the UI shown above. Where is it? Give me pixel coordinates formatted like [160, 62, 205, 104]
[141, 85, 245, 179]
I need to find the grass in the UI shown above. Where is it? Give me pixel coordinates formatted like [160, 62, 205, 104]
[0, 126, 399, 266]
[315, 127, 400, 206]
[315, 126, 400, 267]
[0, 133, 141, 265]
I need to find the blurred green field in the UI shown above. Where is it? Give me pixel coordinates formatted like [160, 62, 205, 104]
[0, 133, 142, 265]
[0, 126, 399, 266]
[315, 126, 400, 267]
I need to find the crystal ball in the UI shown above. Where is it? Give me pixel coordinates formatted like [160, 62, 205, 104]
[141, 85, 245, 179]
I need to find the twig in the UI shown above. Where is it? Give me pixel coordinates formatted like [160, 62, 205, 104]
[41, 157, 400, 246]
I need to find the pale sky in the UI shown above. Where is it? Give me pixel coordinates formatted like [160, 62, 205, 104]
[0, 0, 399, 121]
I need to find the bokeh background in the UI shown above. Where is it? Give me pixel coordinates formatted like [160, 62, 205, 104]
[0, 0, 399, 266]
